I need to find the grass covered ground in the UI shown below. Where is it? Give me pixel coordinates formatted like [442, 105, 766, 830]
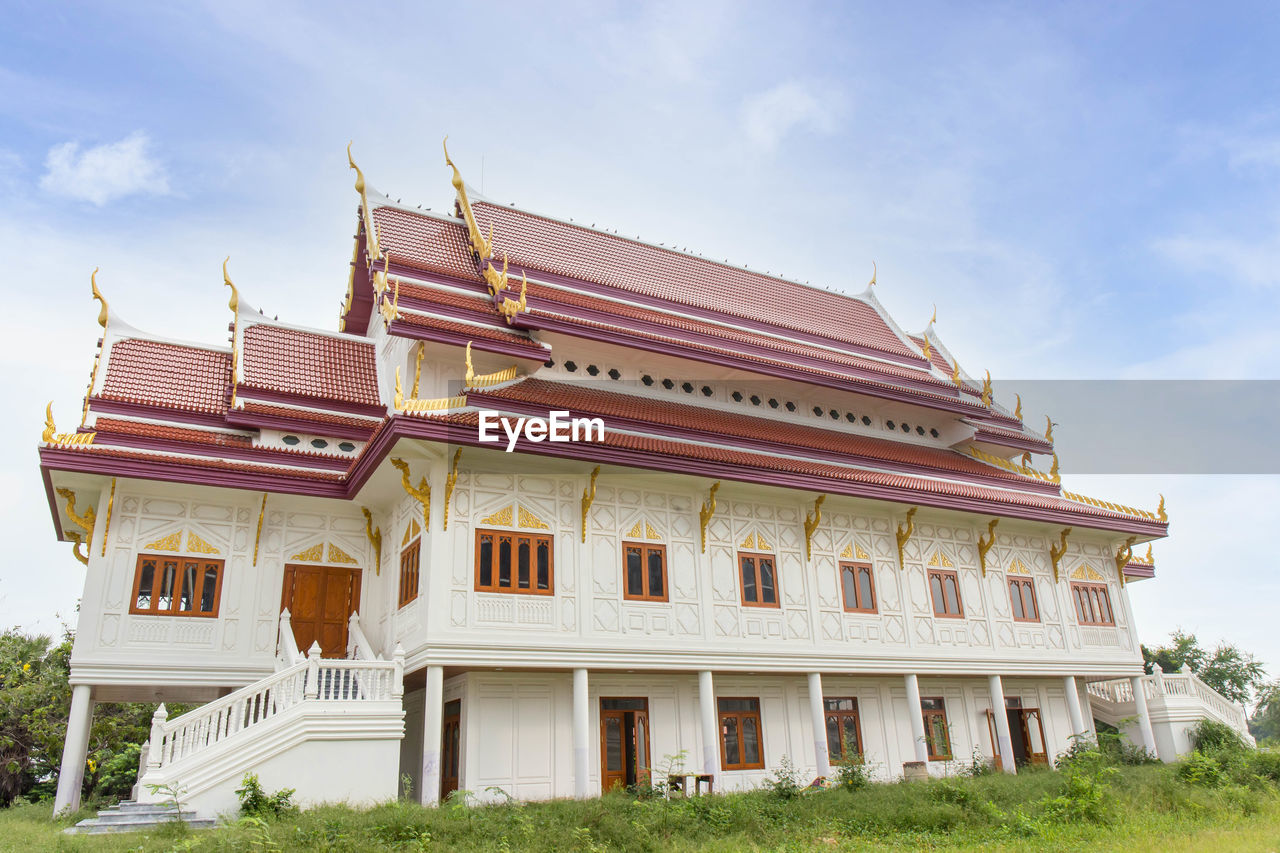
[2, 755, 1278, 851]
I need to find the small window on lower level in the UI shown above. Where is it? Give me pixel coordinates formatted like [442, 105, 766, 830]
[718, 697, 764, 770]
[921, 697, 952, 760]
[824, 698, 863, 762]
[131, 554, 224, 617]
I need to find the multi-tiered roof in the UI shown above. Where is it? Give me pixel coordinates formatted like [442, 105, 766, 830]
[39, 143, 1169, 565]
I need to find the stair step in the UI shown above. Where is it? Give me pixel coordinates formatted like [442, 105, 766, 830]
[64, 801, 216, 835]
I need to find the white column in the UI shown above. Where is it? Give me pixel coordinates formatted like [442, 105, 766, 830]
[53, 685, 94, 815]
[697, 670, 719, 776]
[1063, 675, 1087, 741]
[420, 665, 444, 805]
[1129, 675, 1158, 758]
[573, 668, 589, 798]
[806, 672, 830, 777]
[987, 674, 1016, 774]
[903, 673, 929, 763]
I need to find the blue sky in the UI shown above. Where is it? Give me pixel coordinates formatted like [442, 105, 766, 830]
[2, 2, 1278, 680]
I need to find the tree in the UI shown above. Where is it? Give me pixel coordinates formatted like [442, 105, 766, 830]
[0, 626, 180, 806]
[1251, 680, 1280, 743]
[1141, 630, 1267, 707]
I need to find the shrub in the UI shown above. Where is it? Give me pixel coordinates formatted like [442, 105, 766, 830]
[831, 754, 872, 791]
[1189, 719, 1246, 755]
[1245, 749, 1280, 783]
[1177, 752, 1227, 788]
[235, 772, 298, 818]
[765, 755, 802, 800]
[1039, 747, 1116, 824]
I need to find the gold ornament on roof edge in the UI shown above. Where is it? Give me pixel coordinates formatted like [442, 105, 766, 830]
[803, 494, 825, 561]
[699, 481, 720, 554]
[500, 272, 528, 324]
[1157, 494, 1167, 523]
[1044, 415, 1054, 443]
[977, 518, 999, 576]
[1049, 527, 1072, 583]
[411, 342, 425, 398]
[580, 465, 600, 543]
[90, 267, 108, 328]
[950, 359, 962, 389]
[222, 257, 238, 315]
[1014, 394, 1023, 421]
[930, 303, 937, 325]
[867, 261, 876, 287]
[443, 448, 462, 531]
[1114, 535, 1137, 586]
[980, 370, 993, 407]
[348, 142, 383, 263]
[443, 137, 492, 260]
[895, 506, 917, 570]
[361, 507, 382, 576]
[390, 457, 431, 532]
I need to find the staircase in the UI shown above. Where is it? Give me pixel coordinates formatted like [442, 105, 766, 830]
[65, 801, 216, 835]
[1086, 665, 1255, 760]
[130, 612, 406, 817]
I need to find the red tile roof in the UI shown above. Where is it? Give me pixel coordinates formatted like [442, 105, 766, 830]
[237, 401, 381, 432]
[93, 417, 253, 448]
[372, 206, 478, 280]
[395, 311, 549, 354]
[241, 325, 380, 406]
[467, 201, 918, 360]
[47, 441, 346, 481]
[100, 338, 231, 415]
[969, 420, 1054, 451]
[523, 280, 946, 389]
[472, 379, 1038, 487]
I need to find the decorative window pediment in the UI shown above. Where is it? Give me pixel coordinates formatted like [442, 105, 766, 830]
[1070, 564, 1105, 582]
[402, 518, 422, 546]
[927, 549, 954, 568]
[1007, 558, 1030, 575]
[141, 530, 222, 555]
[839, 541, 871, 561]
[479, 503, 551, 530]
[739, 530, 772, 551]
[625, 518, 663, 541]
[289, 541, 359, 565]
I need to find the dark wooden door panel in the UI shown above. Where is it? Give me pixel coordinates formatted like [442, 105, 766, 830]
[282, 564, 362, 658]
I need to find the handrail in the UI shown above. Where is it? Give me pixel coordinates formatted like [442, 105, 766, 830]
[1087, 673, 1250, 737]
[276, 608, 303, 669]
[142, 644, 404, 774]
[347, 611, 380, 661]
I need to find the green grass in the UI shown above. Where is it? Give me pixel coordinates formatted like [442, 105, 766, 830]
[2, 763, 1278, 852]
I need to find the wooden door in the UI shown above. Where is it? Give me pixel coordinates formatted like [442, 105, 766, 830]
[985, 710, 1003, 771]
[600, 698, 650, 792]
[441, 700, 461, 799]
[1019, 709, 1048, 765]
[281, 564, 362, 658]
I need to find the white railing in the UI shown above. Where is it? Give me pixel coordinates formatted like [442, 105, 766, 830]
[276, 608, 303, 670]
[142, 642, 404, 774]
[1086, 667, 1251, 739]
[347, 611, 381, 661]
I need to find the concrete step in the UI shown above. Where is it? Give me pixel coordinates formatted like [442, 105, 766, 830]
[64, 801, 216, 835]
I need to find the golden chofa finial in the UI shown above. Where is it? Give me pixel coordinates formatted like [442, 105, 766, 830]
[1044, 415, 1054, 443]
[867, 261, 877, 287]
[920, 335, 932, 361]
[930, 303, 937, 326]
[1014, 393, 1023, 421]
[980, 370, 993, 407]
[443, 137, 492, 260]
[1157, 493, 1167, 522]
[222, 257, 239, 314]
[42, 401, 56, 443]
[347, 142, 382, 263]
[950, 359, 962, 389]
[500, 272, 528, 324]
[90, 268, 108, 328]
[464, 340, 475, 385]
[1049, 453, 1060, 482]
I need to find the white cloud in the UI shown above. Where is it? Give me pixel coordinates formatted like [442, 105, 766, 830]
[39, 131, 170, 205]
[739, 81, 837, 153]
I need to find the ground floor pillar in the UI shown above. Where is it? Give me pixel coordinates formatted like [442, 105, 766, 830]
[573, 668, 589, 798]
[903, 673, 929, 763]
[806, 672, 831, 777]
[420, 666, 444, 806]
[987, 674, 1017, 773]
[697, 670, 719, 777]
[53, 684, 94, 815]
[1130, 675, 1158, 757]
[1063, 675, 1088, 741]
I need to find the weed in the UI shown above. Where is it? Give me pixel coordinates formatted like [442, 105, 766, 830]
[236, 772, 298, 819]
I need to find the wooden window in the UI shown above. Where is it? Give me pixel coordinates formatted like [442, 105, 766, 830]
[1008, 577, 1039, 622]
[927, 568, 963, 617]
[839, 562, 876, 613]
[1071, 582, 1114, 626]
[622, 542, 668, 602]
[398, 537, 421, 608]
[823, 697, 863, 762]
[131, 553, 223, 617]
[738, 552, 780, 608]
[921, 697, 952, 760]
[474, 529, 554, 595]
[718, 697, 765, 770]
